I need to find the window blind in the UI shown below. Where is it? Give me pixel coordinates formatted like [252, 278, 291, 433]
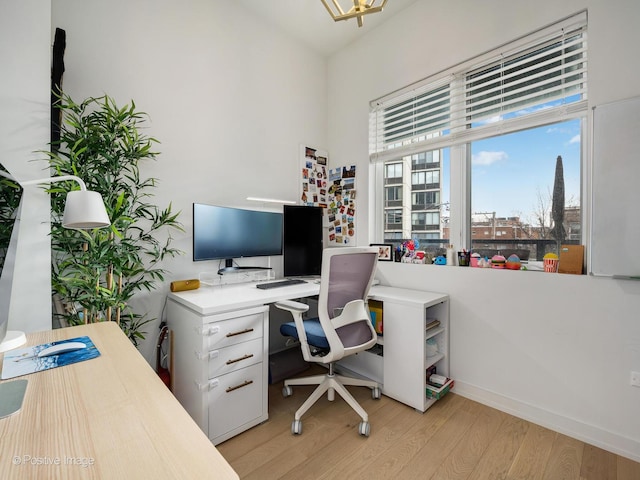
[369, 11, 587, 163]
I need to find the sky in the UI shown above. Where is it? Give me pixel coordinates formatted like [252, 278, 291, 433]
[441, 118, 582, 227]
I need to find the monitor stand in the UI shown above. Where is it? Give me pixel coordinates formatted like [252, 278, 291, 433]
[217, 259, 272, 275]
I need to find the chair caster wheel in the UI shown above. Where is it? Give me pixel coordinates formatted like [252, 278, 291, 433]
[358, 421, 370, 437]
[282, 385, 293, 397]
[372, 387, 381, 399]
[291, 419, 302, 435]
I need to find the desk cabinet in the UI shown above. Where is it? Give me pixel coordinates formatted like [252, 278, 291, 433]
[338, 287, 449, 413]
[167, 300, 269, 445]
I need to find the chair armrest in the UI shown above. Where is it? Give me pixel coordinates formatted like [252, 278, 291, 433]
[274, 300, 310, 314]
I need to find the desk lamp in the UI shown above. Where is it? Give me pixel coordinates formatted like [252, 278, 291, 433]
[0, 171, 110, 418]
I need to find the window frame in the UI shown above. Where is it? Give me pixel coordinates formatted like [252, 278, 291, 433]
[369, 11, 588, 255]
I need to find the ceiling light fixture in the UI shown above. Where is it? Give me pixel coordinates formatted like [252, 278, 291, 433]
[321, 0, 388, 27]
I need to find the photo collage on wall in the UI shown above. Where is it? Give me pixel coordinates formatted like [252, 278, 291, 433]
[300, 145, 357, 246]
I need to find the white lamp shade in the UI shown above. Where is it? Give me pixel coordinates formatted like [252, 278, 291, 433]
[62, 190, 111, 229]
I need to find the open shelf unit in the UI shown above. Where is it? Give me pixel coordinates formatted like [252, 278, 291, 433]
[337, 286, 450, 413]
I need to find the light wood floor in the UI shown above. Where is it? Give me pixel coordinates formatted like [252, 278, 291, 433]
[217, 368, 640, 480]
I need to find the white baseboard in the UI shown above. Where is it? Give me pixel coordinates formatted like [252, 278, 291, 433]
[453, 380, 640, 463]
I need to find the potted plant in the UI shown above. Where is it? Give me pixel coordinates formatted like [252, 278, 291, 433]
[0, 168, 22, 270]
[45, 94, 183, 346]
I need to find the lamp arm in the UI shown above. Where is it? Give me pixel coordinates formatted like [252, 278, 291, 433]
[20, 175, 87, 191]
[0, 170, 88, 191]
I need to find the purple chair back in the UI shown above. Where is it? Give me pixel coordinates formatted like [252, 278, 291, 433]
[326, 252, 377, 319]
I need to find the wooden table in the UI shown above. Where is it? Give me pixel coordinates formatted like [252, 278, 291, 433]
[0, 322, 239, 479]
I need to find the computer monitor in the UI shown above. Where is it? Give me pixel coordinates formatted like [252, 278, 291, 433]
[283, 205, 323, 277]
[192, 203, 283, 273]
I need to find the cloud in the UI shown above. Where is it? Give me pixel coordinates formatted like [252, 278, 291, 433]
[472, 150, 508, 166]
[569, 134, 580, 144]
[547, 125, 573, 135]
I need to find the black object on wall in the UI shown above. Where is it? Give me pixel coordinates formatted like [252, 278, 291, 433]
[51, 27, 66, 150]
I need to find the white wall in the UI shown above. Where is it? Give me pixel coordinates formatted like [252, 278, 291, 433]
[52, 0, 328, 361]
[327, 0, 640, 461]
[0, 1, 52, 334]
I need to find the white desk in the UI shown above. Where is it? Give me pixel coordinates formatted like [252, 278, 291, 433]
[168, 280, 321, 316]
[167, 281, 450, 444]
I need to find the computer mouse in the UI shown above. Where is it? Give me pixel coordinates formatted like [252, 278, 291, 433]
[37, 342, 87, 358]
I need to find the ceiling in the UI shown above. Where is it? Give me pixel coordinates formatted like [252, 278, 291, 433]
[236, 0, 419, 57]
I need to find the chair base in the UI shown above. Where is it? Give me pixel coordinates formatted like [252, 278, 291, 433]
[283, 364, 379, 424]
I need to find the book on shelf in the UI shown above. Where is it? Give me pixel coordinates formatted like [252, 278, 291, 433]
[425, 377, 454, 400]
[369, 300, 384, 334]
[425, 318, 440, 331]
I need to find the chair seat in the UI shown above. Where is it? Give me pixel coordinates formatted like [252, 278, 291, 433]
[280, 318, 329, 349]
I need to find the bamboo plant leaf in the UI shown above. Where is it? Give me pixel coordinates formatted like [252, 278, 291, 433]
[47, 92, 184, 347]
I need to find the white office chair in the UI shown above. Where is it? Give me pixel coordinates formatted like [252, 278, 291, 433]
[275, 246, 381, 437]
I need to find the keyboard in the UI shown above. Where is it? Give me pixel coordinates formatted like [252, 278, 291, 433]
[256, 279, 307, 289]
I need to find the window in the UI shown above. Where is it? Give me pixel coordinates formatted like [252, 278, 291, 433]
[471, 120, 581, 261]
[378, 146, 449, 246]
[385, 163, 402, 181]
[411, 170, 440, 188]
[412, 212, 440, 229]
[385, 209, 403, 239]
[412, 151, 437, 169]
[386, 185, 403, 207]
[412, 191, 440, 209]
[370, 12, 587, 264]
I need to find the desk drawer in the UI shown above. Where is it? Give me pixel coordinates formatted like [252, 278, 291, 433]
[208, 363, 264, 441]
[207, 337, 263, 378]
[203, 310, 265, 349]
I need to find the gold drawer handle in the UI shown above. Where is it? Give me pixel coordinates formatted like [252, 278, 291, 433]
[226, 354, 254, 365]
[226, 380, 253, 393]
[226, 328, 254, 337]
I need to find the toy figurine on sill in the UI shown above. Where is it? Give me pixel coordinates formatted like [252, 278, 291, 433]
[477, 256, 492, 268]
[401, 239, 416, 263]
[412, 251, 427, 264]
[434, 255, 447, 265]
[505, 254, 522, 270]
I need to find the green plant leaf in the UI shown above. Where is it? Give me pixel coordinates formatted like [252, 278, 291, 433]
[47, 92, 184, 347]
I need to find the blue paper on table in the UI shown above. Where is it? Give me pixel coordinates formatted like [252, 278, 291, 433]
[1, 336, 100, 380]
